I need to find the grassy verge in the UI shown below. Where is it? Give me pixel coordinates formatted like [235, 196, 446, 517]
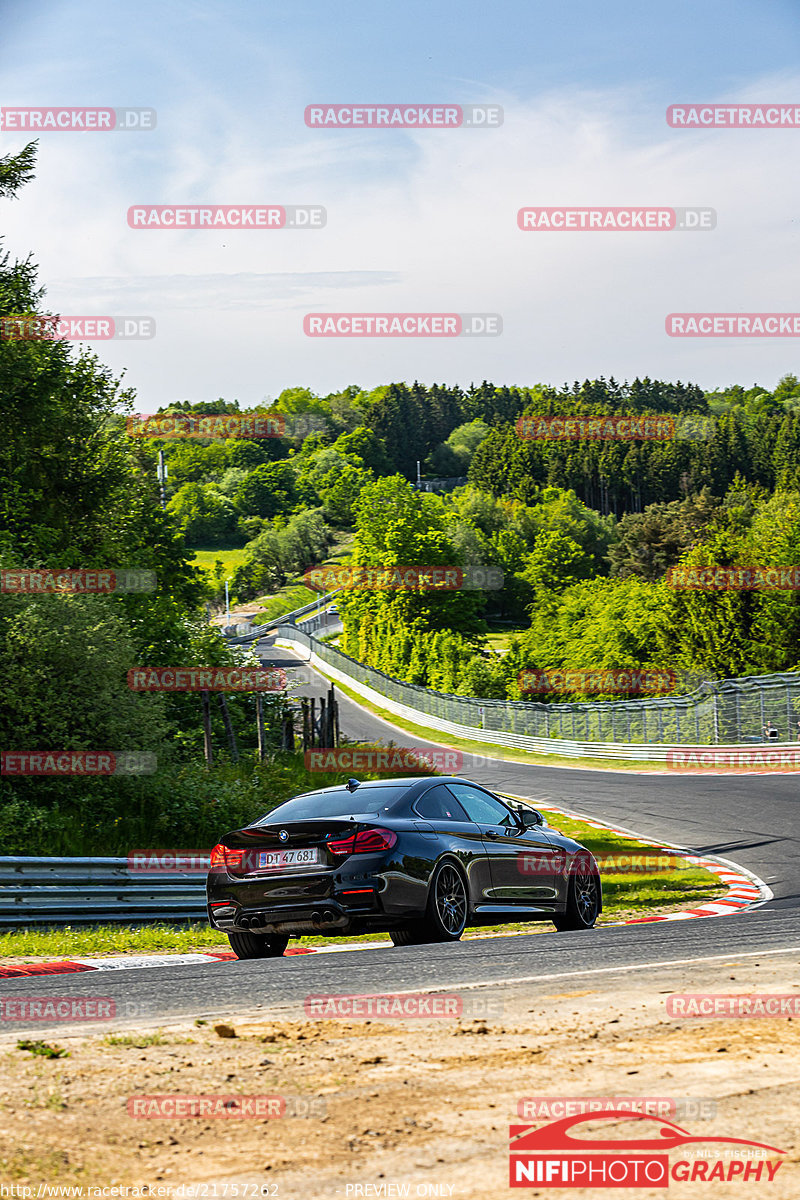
[0, 805, 728, 961]
[249, 585, 320, 625]
[484, 621, 526, 655]
[188, 546, 249, 575]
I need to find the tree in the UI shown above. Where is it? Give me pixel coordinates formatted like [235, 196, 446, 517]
[167, 483, 237, 545]
[233, 461, 296, 518]
[332, 426, 392, 474]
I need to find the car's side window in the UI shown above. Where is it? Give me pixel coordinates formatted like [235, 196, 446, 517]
[446, 783, 516, 827]
[414, 785, 472, 823]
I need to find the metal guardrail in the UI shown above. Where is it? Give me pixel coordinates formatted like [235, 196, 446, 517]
[273, 625, 800, 755]
[225, 590, 341, 644]
[0, 858, 208, 928]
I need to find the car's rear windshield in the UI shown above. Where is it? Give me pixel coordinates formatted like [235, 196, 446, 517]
[254, 785, 409, 823]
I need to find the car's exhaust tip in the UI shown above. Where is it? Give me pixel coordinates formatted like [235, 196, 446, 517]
[240, 913, 266, 929]
[322, 909, 337, 924]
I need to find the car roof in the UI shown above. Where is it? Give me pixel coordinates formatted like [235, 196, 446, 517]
[293, 775, 478, 798]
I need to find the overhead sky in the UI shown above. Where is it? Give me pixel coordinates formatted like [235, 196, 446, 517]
[2, 0, 799, 406]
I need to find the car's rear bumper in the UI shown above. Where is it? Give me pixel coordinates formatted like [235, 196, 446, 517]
[207, 859, 425, 935]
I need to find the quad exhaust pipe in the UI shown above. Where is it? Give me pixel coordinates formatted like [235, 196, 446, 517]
[240, 910, 338, 929]
[240, 913, 266, 928]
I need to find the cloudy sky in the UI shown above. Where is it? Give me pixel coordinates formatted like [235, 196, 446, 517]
[1, 0, 799, 408]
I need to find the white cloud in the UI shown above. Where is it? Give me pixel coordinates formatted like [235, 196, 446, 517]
[3, 70, 799, 403]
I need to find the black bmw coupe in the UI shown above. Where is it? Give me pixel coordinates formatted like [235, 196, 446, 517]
[207, 775, 602, 958]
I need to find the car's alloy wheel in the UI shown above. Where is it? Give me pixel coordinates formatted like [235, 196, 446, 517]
[433, 862, 468, 937]
[391, 860, 468, 945]
[227, 930, 290, 959]
[553, 855, 600, 931]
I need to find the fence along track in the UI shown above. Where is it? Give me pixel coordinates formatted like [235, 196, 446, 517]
[272, 625, 800, 758]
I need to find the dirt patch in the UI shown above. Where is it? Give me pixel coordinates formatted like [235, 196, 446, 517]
[1, 955, 798, 1197]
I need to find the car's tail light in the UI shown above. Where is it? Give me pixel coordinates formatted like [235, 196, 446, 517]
[209, 844, 245, 872]
[327, 828, 397, 857]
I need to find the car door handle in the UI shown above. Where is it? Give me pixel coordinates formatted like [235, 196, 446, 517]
[484, 829, 499, 840]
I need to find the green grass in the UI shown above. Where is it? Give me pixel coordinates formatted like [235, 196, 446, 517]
[188, 546, 250, 576]
[250, 584, 320, 625]
[0, 922, 230, 959]
[103, 1031, 184, 1047]
[484, 621, 525, 655]
[17, 1040, 69, 1059]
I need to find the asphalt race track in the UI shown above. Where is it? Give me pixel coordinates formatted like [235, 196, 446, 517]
[2, 640, 798, 1026]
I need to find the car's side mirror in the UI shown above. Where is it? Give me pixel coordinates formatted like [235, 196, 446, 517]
[519, 808, 544, 828]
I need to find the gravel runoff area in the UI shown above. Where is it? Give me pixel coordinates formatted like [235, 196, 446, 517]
[0, 950, 798, 1197]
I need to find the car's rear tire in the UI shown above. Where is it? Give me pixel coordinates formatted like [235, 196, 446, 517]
[553, 854, 600, 931]
[226, 930, 290, 959]
[391, 860, 468, 945]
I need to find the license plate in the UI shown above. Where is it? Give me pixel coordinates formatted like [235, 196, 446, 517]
[257, 848, 320, 871]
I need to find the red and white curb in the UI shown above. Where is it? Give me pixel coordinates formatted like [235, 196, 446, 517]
[533, 799, 771, 924]
[0, 942, 376, 978]
[0, 809, 770, 980]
